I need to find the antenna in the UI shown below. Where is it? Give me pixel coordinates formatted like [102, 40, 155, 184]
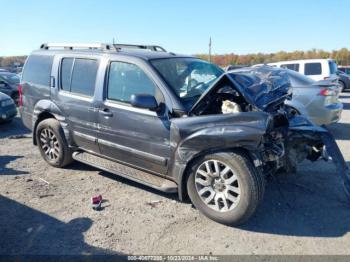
[209, 37, 212, 63]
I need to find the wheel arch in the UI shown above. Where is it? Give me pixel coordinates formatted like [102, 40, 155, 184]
[32, 100, 68, 145]
[33, 111, 57, 145]
[339, 80, 346, 91]
[177, 147, 259, 201]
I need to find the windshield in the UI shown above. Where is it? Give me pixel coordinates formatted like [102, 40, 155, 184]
[151, 58, 223, 107]
[0, 73, 19, 84]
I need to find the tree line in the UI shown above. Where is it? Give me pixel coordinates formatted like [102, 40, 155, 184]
[0, 56, 27, 68]
[1, 48, 350, 68]
[197, 48, 350, 67]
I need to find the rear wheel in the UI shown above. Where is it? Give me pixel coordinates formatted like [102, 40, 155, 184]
[36, 118, 73, 167]
[186, 151, 264, 225]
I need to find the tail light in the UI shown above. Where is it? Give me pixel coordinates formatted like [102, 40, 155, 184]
[319, 88, 335, 96]
[18, 84, 23, 106]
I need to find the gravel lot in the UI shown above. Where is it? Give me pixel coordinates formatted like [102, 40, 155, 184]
[1, 94, 350, 255]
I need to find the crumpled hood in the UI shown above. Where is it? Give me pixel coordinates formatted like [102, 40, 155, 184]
[190, 65, 292, 114]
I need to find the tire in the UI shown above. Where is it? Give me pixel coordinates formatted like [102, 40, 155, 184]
[36, 118, 73, 168]
[186, 151, 264, 225]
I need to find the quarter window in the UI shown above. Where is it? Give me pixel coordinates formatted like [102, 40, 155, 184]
[22, 55, 54, 86]
[304, 63, 322, 75]
[108, 62, 156, 103]
[60, 58, 98, 96]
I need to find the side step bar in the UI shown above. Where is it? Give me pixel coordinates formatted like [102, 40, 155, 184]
[72, 152, 178, 193]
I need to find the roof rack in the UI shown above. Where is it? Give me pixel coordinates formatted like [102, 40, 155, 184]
[113, 44, 166, 52]
[40, 43, 167, 52]
[40, 43, 115, 51]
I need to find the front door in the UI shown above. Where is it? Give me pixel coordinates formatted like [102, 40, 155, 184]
[97, 60, 171, 175]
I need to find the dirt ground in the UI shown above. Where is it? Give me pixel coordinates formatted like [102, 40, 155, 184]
[1, 94, 350, 255]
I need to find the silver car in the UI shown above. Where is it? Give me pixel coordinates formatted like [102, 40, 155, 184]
[285, 69, 343, 125]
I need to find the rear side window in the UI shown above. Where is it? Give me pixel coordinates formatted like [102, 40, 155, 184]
[60, 58, 98, 97]
[22, 55, 53, 85]
[304, 63, 322, 75]
[281, 63, 299, 72]
[107, 61, 156, 103]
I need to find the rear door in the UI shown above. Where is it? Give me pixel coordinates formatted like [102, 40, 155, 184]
[97, 59, 171, 175]
[52, 56, 101, 153]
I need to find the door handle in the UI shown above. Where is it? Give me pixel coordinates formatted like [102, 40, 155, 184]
[99, 108, 113, 117]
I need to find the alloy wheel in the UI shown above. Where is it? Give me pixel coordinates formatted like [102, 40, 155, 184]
[39, 128, 60, 161]
[195, 159, 241, 212]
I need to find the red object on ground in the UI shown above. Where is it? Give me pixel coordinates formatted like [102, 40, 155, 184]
[91, 195, 102, 205]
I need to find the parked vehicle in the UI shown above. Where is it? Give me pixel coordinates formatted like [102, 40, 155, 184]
[0, 92, 17, 123]
[268, 59, 338, 81]
[224, 65, 246, 71]
[337, 70, 350, 92]
[20, 43, 350, 225]
[0, 72, 20, 103]
[285, 69, 342, 125]
[338, 66, 350, 75]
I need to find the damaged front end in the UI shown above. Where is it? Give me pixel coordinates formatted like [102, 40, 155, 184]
[189, 66, 350, 199]
[262, 111, 350, 199]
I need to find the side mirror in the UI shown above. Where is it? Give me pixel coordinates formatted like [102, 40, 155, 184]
[130, 94, 158, 110]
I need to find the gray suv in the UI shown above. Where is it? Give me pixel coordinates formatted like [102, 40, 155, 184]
[20, 43, 350, 225]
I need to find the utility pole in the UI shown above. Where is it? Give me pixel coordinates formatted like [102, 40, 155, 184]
[112, 38, 116, 45]
[209, 37, 212, 63]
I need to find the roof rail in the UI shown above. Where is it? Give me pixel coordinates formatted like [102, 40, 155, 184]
[40, 43, 167, 52]
[40, 43, 115, 51]
[113, 44, 166, 52]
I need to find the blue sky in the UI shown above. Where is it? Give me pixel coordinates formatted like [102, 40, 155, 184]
[1, 0, 349, 56]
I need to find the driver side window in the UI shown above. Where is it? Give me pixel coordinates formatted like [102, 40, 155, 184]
[107, 61, 156, 103]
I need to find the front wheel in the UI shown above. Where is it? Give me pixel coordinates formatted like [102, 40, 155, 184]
[36, 118, 73, 168]
[187, 151, 264, 225]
